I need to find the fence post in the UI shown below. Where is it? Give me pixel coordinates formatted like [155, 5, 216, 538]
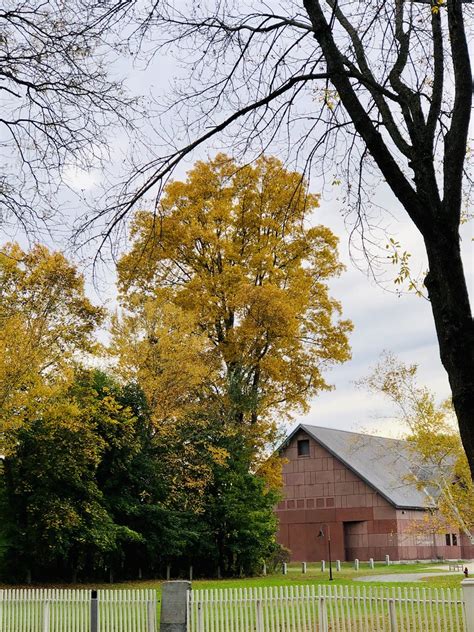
[336, 560, 341, 572]
[388, 599, 398, 632]
[160, 581, 191, 632]
[256, 599, 263, 632]
[90, 590, 98, 632]
[462, 579, 474, 632]
[43, 600, 50, 632]
[198, 602, 204, 632]
[147, 599, 156, 632]
[318, 596, 329, 632]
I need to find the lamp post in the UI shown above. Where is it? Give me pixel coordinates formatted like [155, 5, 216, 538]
[318, 525, 333, 581]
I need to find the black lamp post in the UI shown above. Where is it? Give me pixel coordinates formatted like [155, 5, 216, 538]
[318, 525, 333, 581]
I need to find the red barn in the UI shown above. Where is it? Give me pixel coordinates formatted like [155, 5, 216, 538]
[276, 425, 474, 562]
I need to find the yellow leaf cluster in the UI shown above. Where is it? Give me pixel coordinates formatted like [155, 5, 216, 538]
[0, 243, 104, 453]
[114, 155, 352, 496]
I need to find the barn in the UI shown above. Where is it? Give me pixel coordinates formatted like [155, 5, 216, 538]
[276, 425, 474, 562]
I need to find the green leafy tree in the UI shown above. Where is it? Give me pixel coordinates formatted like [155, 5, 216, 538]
[1, 370, 142, 581]
[113, 155, 351, 574]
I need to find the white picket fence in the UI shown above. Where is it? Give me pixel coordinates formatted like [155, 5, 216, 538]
[187, 584, 467, 632]
[0, 588, 157, 632]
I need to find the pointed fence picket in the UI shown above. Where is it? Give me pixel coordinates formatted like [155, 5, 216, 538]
[0, 588, 157, 632]
[187, 584, 467, 632]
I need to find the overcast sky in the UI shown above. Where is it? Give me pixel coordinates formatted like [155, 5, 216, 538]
[5, 36, 473, 441]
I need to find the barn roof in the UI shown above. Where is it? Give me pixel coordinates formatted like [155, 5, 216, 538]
[282, 424, 436, 510]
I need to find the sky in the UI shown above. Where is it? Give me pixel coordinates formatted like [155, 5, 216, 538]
[4, 13, 473, 442]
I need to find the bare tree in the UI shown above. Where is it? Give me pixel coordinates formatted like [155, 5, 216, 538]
[84, 1, 474, 477]
[0, 0, 137, 233]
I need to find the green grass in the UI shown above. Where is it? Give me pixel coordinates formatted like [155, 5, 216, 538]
[0, 560, 464, 592]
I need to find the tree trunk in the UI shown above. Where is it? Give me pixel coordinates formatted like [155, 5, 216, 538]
[423, 224, 474, 475]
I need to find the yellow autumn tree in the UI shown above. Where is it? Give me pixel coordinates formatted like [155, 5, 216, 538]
[361, 352, 474, 542]
[0, 243, 104, 453]
[117, 155, 352, 428]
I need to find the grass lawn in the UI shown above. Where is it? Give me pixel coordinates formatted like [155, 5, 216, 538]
[0, 561, 464, 594]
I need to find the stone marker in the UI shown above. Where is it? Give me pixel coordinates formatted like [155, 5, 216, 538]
[369, 558, 374, 569]
[354, 559, 359, 571]
[321, 560, 326, 572]
[302, 562, 307, 574]
[282, 562, 288, 575]
[160, 581, 191, 632]
[263, 561, 267, 576]
[385, 555, 390, 566]
[336, 560, 341, 572]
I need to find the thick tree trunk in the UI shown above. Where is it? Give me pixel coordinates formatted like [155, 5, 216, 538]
[423, 224, 474, 475]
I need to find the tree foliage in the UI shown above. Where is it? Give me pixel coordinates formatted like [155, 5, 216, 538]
[0, 243, 104, 452]
[112, 155, 352, 573]
[117, 154, 352, 426]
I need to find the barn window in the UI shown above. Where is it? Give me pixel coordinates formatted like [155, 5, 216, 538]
[297, 439, 310, 457]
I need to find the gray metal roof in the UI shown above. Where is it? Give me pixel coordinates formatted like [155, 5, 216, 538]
[295, 424, 435, 509]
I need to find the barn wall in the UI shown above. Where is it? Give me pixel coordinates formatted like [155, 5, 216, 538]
[275, 430, 463, 562]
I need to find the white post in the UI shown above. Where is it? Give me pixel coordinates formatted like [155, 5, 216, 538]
[43, 601, 50, 632]
[198, 602, 204, 632]
[282, 562, 287, 575]
[318, 596, 329, 632]
[336, 560, 341, 571]
[462, 579, 474, 632]
[189, 566, 193, 581]
[166, 565, 171, 581]
[321, 560, 326, 572]
[354, 559, 359, 571]
[369, 558, 374, 569]
[147, 600, 156, 632]
[262, 561, 267, 576]
[388, 599, 398, 632]
[302, 562, 307, 574]
[385, 554, 390, 566]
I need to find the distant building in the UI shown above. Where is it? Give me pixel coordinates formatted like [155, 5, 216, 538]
[276, 425, 474, 561]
